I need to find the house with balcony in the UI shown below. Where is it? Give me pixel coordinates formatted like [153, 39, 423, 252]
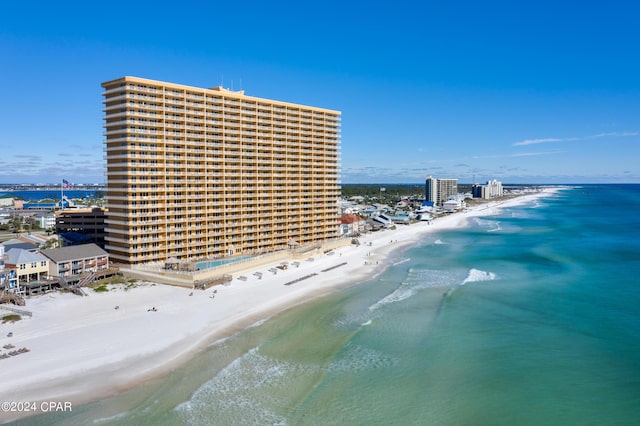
[41, 243, 109, 278]
[0, 245, 18, 292]
[4, 248, 49, 291]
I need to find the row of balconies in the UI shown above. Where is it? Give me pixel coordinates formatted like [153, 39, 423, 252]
[108, 122, 338, 134]
[103, 213, 339, 228]
[103, 165, 339, 173]
[106, 127, 340, 137]
[103, 154, 337, 164]
[104, 150, 339, 161]
[104, 138, 340, 151]
[103, 150, 339, 163]
[102, 102, 341, 126]
[102, 129, 339, 146]
[105, 239, 294, 258]
[105, 163, 339, 172]
[103, 209, 340, 219]
[103, 93, 340, 116]
[104, 157, 340, 167]
[104, 228, 338, 245]
[105, 225, 337, 246]
[105, 193, 339, 203]
[103, 128, 341, 141]
[106, 153, 336, 162]
[104, 188, 339, 197]
[106, 178, 340, 187]
[103, 203, 339, 214]
[107, 232, 336, 251]
[104, 137, 339, 147]
[104, 214, 340, 224]
[105, 85, 337, 115]
[104, 99, 339, 120]
[103, 115, 332, 139]
[104, 166, 338, 176]
[105, 172, 338, 181]
[105, 216, 340, 229]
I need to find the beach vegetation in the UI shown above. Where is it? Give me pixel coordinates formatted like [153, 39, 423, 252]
[2, 314, 21, 323]
[124, 280, 139, 291]
[93, 285, 109, 293]
[91, 275, 127, 287]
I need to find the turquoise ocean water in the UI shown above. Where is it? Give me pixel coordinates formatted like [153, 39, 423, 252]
[16, 185, 640, 425]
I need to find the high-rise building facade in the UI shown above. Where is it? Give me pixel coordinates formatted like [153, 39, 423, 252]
[472, 179, 503, 199]
[425, 176, 458, 205]
[425, 176, 438, 204]
[102, 77, 341, 265]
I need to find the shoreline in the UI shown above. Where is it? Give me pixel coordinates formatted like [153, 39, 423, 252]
[0, 188, 563, 422]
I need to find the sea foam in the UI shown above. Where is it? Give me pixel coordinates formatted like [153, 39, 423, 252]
[329, 343, 396, 373]
[368, 268, 460, 312]
[175, 347, 291, 425]
[474, 217, 502, 232]
[461, 268, 496, 285]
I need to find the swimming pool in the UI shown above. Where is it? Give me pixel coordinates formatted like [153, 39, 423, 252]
[195, 255, 254, 271]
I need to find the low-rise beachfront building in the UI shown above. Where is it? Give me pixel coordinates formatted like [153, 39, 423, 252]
[338, 214, 366, 235]
[0, 246, 19, 292]
[442, 199, 464, 212]
[0, 266, 18, 293]
[41, 244, 109, 278]
[4, 248, 49, 285]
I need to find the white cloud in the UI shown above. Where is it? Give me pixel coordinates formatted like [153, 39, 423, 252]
[472, 151, 564, 159]
[513, 132, 638, 146]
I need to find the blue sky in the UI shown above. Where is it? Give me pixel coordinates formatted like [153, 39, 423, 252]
[1, 0, 638, 184]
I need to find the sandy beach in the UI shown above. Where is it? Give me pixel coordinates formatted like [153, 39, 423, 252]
[0, 189, 560, 422]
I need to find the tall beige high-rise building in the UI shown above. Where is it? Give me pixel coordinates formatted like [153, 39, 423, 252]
[102, 77, 341, 265]
[425, 176, 458, 205]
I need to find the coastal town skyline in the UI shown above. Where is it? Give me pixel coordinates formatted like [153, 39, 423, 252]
[1, 1, 639, 184]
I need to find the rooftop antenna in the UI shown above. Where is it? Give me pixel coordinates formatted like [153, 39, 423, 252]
[221, 74, 224, 88]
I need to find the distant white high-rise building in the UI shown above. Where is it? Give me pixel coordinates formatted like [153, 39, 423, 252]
[425, 176, 458, 205]
[472, 179, 504, 199]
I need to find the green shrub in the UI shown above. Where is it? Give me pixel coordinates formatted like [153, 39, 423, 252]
[2, 314, 21, 323]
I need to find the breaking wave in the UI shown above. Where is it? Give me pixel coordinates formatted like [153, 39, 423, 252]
[174, 347, 294, 425]
[461, 268, 496, 285]
[473, 217, 502, 232]
[369, 269, 461, 312]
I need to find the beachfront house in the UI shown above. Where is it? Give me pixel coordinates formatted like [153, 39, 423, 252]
[338, 214, 366, 236]
[442, 199, 464, 212]
[0, 266, 18, 293]
[41, 244, 109, 278]
[0, 245, 19, 292]
[4, 248, 49, 286]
